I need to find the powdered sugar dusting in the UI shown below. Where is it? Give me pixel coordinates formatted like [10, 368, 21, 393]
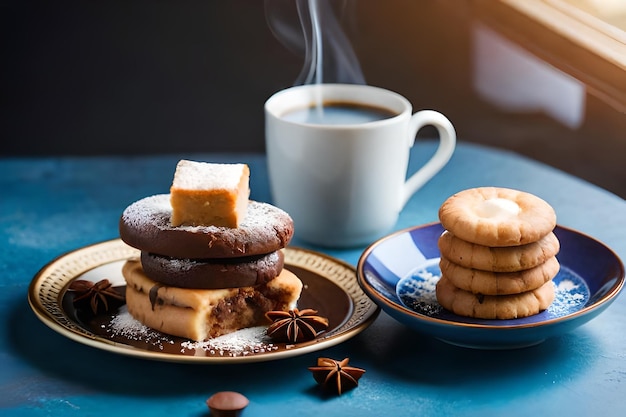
[181, 326, 279, 357]
[105, 307, 276, 356]
[107, 307, 175, 350]
[397, 259, 443, 315]
[120, 194, 293, 258]
[546, 268, 589, 317]
[172, 160, 246, 190]
[122, 195, 291, 236]
[121, 194, 171, 230]
[555, 279, 578, 292]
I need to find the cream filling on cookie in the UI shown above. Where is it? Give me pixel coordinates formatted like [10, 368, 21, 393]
[475, 198, 520, 219]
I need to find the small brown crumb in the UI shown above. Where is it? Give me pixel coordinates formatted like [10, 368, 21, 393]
[308, 357, 365, 395]
[206, 391, 249, 417]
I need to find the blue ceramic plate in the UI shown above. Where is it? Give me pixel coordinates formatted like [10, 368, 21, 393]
[357, 223, 624, 349]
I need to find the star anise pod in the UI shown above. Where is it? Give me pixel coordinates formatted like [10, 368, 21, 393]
[69, 278, 125, 315]
[265, 308, 329, 343]
[308, 357, 365, 395]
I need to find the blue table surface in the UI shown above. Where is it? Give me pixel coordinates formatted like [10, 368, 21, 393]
[2, 141, 625, 417]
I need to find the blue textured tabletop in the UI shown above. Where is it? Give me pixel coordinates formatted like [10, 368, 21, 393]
[2, 142, 625, 417]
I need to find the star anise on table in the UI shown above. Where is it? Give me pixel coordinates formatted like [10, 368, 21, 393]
[265, 308, 329, 343]
[69, 279, 125, 315]
[308, 357, 366, 395]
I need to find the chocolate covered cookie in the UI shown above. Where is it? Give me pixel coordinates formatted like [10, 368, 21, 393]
[140, 250, 284, 289]
[119, 194, 294, 259]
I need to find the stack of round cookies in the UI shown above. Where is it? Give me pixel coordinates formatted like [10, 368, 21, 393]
[117, 160, 303, 342]
[435, 187, 560, 319]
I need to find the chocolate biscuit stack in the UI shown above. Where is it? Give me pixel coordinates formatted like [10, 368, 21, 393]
[118, 160, 302, 341]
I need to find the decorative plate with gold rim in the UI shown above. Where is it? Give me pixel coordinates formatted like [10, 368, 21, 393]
[28, 240, 379, 363]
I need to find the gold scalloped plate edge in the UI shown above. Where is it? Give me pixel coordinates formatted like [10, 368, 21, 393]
[27, 239, 380, 364]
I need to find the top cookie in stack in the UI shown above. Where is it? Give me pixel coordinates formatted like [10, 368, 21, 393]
[119, 160, 302, 341]
[435, 187, 559, 319]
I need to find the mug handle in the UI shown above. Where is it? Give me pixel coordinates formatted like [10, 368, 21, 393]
[401, 110, 456, 208]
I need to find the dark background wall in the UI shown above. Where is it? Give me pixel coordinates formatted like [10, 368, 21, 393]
[2, 0, 301, 154]
[2, 0, 625, 198]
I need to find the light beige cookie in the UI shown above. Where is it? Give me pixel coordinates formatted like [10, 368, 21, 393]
[435, 275, 555, 319]
[122, 259, 302, 341]
[438, 230, 560, 272]
[438, 187, 556, 247]
[439, 256, 560, 295]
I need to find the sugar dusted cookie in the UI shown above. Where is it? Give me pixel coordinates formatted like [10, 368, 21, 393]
[438, 230, 560, 272]
[119, 194, 294, 259]
[439, 256, 560, 295]
[438, 187, 556, 247]
[435, 274, 555, 319]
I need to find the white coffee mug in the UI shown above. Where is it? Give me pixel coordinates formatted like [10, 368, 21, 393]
[265, 83, 456, 247]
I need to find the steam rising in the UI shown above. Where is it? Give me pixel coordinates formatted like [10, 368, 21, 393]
[265, 0, 365, 86]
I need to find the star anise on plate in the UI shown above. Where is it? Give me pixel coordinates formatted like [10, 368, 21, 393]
[265, 308, 329, 343]
[308, 357, 366, 395]
[69, 278, 125, 315]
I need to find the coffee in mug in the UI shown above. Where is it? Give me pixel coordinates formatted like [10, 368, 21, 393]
[281, 102, 397, 125]
[265, 83, 456, 247]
